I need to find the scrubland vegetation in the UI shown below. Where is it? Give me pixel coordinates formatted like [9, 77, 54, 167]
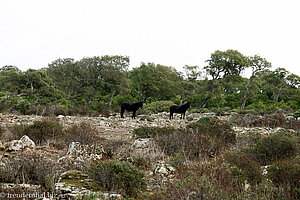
[0, 113, 299, 199]
[0, 50, 299, 199]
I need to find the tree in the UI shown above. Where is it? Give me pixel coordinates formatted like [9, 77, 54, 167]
[22, 69, 63, 100]
[47, 58, 80, 97]
[241, 55, 271, 109]
[0, 65, 23, 93]
[203, 50, 249, 106]
[204, 49, 249, 80]
[47, 56, 130, 107]
[129, 63, 182, 101]
[183, 65, 202, 82]
[261, 68, 290, 104]
[99, 55, 130, 108]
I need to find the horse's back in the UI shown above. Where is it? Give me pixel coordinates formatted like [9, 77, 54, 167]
[170, 105, 178, 112]
[121, 103, 132, 110]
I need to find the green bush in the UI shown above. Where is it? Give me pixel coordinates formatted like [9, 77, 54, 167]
[293, 109, 300, 120]
[168, 153, 185, 168]
[156, 130, 217, 159]
[267, 159, 300, 198]
[230, 113, 287, 128]
[63, 122, 103, 145]
[250, 133, 298, 165]
[142, 158, 292, 200]
[9, 118, 63, 144]
[187, 117, 236, 146]
[88, 160, 146, 197]
[145, 160, 241, 200]
[133, 118, 235, 160]
[143, 101, 174, 114]
[225, 152, 262, 185]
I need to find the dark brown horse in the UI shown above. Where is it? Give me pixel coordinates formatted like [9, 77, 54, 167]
[120, 101, 144, 119]
[169, 102, 190, 120]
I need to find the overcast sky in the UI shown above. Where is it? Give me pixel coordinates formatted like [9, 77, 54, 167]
[1, 0, 299, 76]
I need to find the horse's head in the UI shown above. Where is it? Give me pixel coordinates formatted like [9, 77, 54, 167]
[139, 101, 144, 109]
[186, 102, 191, 108]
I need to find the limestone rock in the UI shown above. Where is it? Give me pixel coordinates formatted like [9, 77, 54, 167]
[58, 142, 105, 167]
[132, 138, 153, 148]
[153, 161, 175, 177]
[7, 135, 35, 151]
[54, 170, 122, 200]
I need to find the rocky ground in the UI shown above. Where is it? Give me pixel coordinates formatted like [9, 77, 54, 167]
[0, 112, 298, 199]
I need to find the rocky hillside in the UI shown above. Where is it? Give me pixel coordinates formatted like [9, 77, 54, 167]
[0, 112, 299, 200]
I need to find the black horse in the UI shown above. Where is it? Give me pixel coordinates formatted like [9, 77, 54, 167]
[120, 101, 144, 119]
[169, 102, 190, 120]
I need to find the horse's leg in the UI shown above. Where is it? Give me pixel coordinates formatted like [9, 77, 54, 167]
[183, 112, 185, 119]
[121, 108, 125, 118]
[170, 112, 173, 120]
[132, 110, 136, 119]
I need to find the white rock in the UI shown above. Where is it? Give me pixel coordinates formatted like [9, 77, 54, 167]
[154, 161, 175, 176]
[262, 165, 270, 175]
[67, 142, 82, 155]
[8, 135, 35, 151]
[19, 135, 35, 148]
[57, 115, 65, 119]
[132, 138, 152, 148]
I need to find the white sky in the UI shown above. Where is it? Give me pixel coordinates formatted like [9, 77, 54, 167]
[1, 0, 300, 76]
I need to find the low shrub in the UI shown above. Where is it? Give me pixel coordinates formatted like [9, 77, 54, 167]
[230, 113, 288, 128]
[131, 156, 152, 170]
[252, 113, 287, 128]
[225, 152, 262, 185]
[143, 101, 174, 114]
[133, 118, 235, 160]
[0, 152, 62, 192]
[67, 104, 90, 116]
[63, 122, 103, 146]
[249, 133, 298, 165]
[267, 159, 300, 199]
[293, 109, 300, 120]
[168, 153, 186, 168]
[139, 115, 155, 122]
[102, 139, 128, 158]
[286, 118, 300, 131]
[132, 126, 178, 139]
[187, 117, 236, 146]
[145, 159, 241, 200]
[9, 118, 63, 144]
[88, 160, 146, 197]
[141, 158, 292, 200]
[156, 130, 220, 159]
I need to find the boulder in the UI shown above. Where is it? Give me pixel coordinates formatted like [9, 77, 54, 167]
[7, 135, 35, 151]
[58, 142, 105, 167]
[153, 161, 175, 177]
[54, 170, 122, 200]
[132, 138, 153, 148]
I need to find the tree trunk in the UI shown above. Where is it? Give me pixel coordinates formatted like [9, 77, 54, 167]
[108, 90, 115, 108]
[180, 96, 184, 105]
[241, 75, 254, 109]
[200, 97, 210, 108]
[241, 95, 247, 110]
[273, 87, 282, 103]
[241, 86, 250, 109]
